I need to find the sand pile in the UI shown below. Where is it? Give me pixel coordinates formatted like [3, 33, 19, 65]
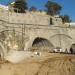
[0, 53, 75, 75]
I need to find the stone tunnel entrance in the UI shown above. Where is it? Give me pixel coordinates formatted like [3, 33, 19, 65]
[70, 44, 75, 54]
[31, 37, 54, 52]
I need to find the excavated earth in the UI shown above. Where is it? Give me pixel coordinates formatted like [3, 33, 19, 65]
[0, 53, 75, 75]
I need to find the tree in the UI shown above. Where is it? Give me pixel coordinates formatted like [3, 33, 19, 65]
[29, 6, 37, 12]
[13, 0, 28, 13]
[60, 15, 71, 23]
[45, 0, 62, 15]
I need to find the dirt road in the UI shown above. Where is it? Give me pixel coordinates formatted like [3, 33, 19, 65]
[0, 53, 75, 75]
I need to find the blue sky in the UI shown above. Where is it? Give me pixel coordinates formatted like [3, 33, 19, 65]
[0, 0, 75, 22]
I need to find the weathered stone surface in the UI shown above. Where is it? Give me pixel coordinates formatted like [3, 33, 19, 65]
[0, 9, 75, 60]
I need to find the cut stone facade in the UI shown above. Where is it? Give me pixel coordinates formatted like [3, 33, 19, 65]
[0, 8, 75, 61]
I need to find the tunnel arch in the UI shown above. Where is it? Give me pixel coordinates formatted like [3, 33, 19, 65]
[70, 43, 75, 54]
[31, 37, 54, 52]
[50, 34, 73, 40]
[50, 34, 73, 52]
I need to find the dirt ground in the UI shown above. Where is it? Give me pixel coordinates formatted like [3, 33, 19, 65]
[0, 53, 75, 75]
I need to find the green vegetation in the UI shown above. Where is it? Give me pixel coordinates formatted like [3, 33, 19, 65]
[45, 0, 62, 15]
[29, 6, 37, 12]
[13, 0, 28, 13]
[60, 15, 71, 23]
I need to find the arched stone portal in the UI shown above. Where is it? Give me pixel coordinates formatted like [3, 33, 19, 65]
[31, 37, 54, 52]
[70, 44, 75, 54]
[50, 34, 73, 52]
